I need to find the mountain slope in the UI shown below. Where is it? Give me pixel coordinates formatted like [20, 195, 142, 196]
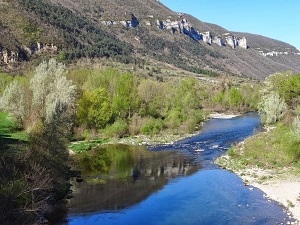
[1, 0, 299, 79]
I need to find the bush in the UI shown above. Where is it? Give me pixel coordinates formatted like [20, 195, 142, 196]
[164, 110, 182, 129]
[292, 116, 300, 140]
[129, 114, 146, 135]
[258, 91, 287, 124]
[141, 118, 164, 136]
[104, 119, 129, 138]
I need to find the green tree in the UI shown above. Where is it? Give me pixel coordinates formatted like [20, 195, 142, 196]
[280, 73, 300, 105]
[77, 88, 112, 129]
[112, 73, 138, 118]
[258, 91, 287, 124]
[229, 87, 243, 108]
[138, 79, 166, 118]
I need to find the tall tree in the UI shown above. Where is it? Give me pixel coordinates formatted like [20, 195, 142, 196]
[77, 88, 112, 129]
[30, 59, 77, 125]
[112, 73, 138, 118]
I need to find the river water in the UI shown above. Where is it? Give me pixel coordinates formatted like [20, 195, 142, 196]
[67, 112, 293, 225]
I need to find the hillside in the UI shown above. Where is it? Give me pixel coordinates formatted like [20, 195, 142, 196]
[0, 0, 300, 79]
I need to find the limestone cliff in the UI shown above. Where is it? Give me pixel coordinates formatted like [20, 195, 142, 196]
[0, 42, 58, 65]
[101, 15, 248, 50]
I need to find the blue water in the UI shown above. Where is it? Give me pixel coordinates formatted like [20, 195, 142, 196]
[67, 113, 292, 225]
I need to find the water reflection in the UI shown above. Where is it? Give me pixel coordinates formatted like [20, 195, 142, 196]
[68, 113, 292, 225]
[68, 144, 200, 214]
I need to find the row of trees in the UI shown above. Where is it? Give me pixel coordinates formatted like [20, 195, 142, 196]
[74, 68, 206, 136]
[1, 59, 261, 139]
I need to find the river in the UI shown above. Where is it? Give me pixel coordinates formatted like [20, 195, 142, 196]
[67, 112, 293, 225]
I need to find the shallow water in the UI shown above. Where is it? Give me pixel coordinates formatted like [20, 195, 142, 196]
[67, 112, 293, 225]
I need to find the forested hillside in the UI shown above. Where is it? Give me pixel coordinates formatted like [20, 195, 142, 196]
[1, 0, 299, 79]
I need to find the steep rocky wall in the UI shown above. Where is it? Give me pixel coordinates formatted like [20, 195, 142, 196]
[101, 14, 248, 50]
[0, 42, 57, 65]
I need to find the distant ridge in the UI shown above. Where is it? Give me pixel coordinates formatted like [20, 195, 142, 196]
[0, 0, 299, 79]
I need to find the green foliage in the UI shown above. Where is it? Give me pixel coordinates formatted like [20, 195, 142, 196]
[112, 73, 139, 119]
[85, 68, 120, 93]
[138, 79, 166, 118]
[280, 73, 300, 105]
[292, 116, 300, 140]
[23, 22, 43, 41]
[0, 79, 30, 126]
[164, 110, 182, 129]
[0, 112, 28, 142]
[69, 139, 108, 153]
[0, 73, 13, 95]
[258, 91, 287, 124]
[227, 147, 237, 157]
[141, 118, 164, 136]
[77, 88, 112, 129]
[104, 119, 129, 138]
[262, 72, 300, 107]
[213, 91, 226, 105]
[229, 87, 243, 108]
[233, 124, 300, 168]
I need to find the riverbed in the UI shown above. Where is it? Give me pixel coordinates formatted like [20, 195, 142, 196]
[67, 112, 295, 225]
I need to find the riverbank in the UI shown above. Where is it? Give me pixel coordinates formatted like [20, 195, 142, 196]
[69, 113, 242, 153]
[108, 113, 241, 145]
[216, 144, 300, 224]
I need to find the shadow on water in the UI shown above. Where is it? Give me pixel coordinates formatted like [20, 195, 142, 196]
[67, 113, 295, 225]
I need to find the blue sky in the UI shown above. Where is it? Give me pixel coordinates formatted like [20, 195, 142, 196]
[160, 0, 300, 51]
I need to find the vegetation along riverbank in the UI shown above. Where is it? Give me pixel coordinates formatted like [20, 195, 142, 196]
[0, 58, 299, 224]
[216, 72, 300, 223]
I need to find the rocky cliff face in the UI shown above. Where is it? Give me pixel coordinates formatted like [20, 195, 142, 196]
[0, 42, 57, 65]
[101, 15, 248, 50]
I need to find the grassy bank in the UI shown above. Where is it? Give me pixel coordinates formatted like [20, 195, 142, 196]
[217, 123, 300, 171]
[216, 123, 300, 223]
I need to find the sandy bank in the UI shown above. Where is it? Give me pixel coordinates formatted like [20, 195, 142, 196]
[209, 113, 240, 119]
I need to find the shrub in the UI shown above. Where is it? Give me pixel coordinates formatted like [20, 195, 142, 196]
[164, 110, 182, 129]
[258, 91, 287, 124]
[292, 116, 300, 140]
[141, 118, 164, 136]
[104, 119, 129, 138]
[129, 114, 146, 135]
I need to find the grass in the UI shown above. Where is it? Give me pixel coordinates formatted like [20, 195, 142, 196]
[0, 112, 28, 152]
[227, 123, 300, 169]
[69, 139, 110, 153]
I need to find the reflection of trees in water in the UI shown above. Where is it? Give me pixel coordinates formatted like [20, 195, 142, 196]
[69, 144, 200, 214]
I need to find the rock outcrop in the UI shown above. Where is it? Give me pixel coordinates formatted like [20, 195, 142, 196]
[0, 49, 19, 64]
[0, 42, 57, 65]
[98, 15, 248, 50]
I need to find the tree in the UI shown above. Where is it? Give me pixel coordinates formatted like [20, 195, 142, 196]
[0, 80, 30, 126]
[229, 87, 243, 108]
[258, 91, 287, 124]
[112, 73, 138, 118]
[137, 79, 166, 118]
[30, 59, 77, 125]
[77, 88, 112, 129]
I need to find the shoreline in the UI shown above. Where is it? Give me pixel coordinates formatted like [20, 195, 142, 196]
[216, 155, 300, 224]
[69, 113, 241, 153]
[105, 113, 241, 146]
